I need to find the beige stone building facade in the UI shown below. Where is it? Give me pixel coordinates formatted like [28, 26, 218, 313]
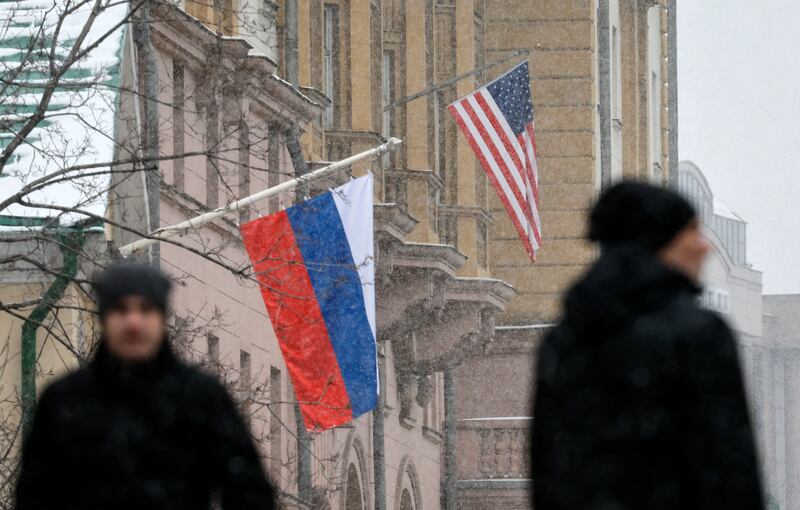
[277, 0, 678, 508]
[1, 1, 677, 509]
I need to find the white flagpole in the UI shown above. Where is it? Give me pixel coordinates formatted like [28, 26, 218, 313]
[119, 137, 402, 256]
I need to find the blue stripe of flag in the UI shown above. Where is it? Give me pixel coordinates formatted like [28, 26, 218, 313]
[286, 192, 378, 417]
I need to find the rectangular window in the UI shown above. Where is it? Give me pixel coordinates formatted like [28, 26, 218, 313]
[238, 122, 251, 223]
[382, 51, 394, 138]
[240, 350, 251, 421]
[477, 219, 488, 268]
[267, 126, 281, 212]
[422, 373, 440, 431]
[269, 367, 282, 485]
[432, 373, 440, 430]
[207, 334, 220, 373]
[610, 22, 623, 182]
[323, 5, 339, 127]
[611, 26, 622, 120]
[382, 50, 395, 168]
[205, 106, 220, 209]
[650, 70, 662, 176]
[435, 90, 447, 181]
[172, 61, 185, 191]
[647, 5, 663, 181]
[370, 1, 382, 131]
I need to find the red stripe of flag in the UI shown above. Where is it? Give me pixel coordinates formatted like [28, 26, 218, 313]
[518, 129, 542, 245]
[240, 211, 353, 430]
[460, 98, 537, 231]
[524, 123, 541, 202]
[448, 102, 536, 260]
[474, 92, 527, 184]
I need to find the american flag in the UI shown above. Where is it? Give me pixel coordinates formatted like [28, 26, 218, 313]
[448, 62, 541, 260]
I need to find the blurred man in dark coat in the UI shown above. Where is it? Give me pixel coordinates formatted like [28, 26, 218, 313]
[532, 182, 764, 510]
[16, 263, 276, 510]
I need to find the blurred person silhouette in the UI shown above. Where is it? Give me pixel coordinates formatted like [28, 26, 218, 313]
[16, 262, 276, 510]
[532, 182, 764, 510]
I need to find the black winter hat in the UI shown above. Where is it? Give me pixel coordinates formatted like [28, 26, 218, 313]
[588, 181, 697, 252]
[93, 262, 172, 317]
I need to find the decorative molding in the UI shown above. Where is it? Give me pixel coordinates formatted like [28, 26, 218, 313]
[438, 204, 494, 225]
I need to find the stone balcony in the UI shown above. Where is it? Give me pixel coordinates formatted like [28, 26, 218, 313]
[456, 417, 531, 481]
[455, 417, 533, 510]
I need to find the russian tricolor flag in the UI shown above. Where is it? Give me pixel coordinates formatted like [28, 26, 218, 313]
[240, 175, 377, 431]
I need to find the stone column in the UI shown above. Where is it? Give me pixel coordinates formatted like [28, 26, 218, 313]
[452, 0, 487, 277]
[403, 0, 439, 243]
[442, 365, 457, 510]
[455, 0, 476, 211]
[133, 0, 160, 265]
[373, 349, 387, 510]
[349, 0, 373, 131]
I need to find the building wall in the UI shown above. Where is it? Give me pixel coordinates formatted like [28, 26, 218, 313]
[485, 0, 598, 324]
[676, 160, 800, 510]
[757, 296, 800, 510]
[461, 1, 678, 507]
[1, 2, 676, 509]
[701, 233, 763, 339]
[113, 5, 453, 509]
[109, 6, 327, 504]
[0, 282, 94, 402]
[485, 0, 675, 326]
[0, 231, 106, 480]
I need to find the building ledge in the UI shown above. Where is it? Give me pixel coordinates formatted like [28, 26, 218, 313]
[375, 202, 418, 241]
[422, 426, 443, 444]
[456, 479, 532, 490]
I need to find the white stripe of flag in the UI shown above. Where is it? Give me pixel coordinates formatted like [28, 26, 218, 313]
[448, 67, 542, 260]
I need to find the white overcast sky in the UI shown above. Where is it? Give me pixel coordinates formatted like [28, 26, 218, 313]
[678, 0, 800, 294]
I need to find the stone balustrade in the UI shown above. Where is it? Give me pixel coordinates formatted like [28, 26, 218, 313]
[456, 417, 531, 480]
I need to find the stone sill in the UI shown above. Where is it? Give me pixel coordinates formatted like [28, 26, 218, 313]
[422, 425, 442, 444]
[399, 415, 417, 430]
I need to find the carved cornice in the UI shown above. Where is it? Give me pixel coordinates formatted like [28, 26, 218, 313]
[387, 168, 444, 191]
[438, 204, 494, 225]
[324, 129, 384, 145]
[374, 203, 418, 241]
[488, 324, 553, 355]
[444, 277, 516, 310]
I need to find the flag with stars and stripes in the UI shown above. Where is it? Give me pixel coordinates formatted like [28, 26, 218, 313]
[448, 62, 541, 260]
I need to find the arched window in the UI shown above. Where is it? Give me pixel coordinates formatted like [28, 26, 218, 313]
[400, 489, 414, 510]
[345, 463, 364, 510]
[394, 456, 422, 510]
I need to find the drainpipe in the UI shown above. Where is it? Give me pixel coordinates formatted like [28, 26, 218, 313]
[441, 365, 457, 510]
[293, 403, 313, 501]
[286, 128, 310, 201]
[283, 0, 309, 202]
[372, 353, 387, 510]
[667, 0, 679, 189]
[132, 0, 160, 265]
[20, 228, 85, 431]
[283, 2, 312, 497]
[597, 0, 612, 191]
